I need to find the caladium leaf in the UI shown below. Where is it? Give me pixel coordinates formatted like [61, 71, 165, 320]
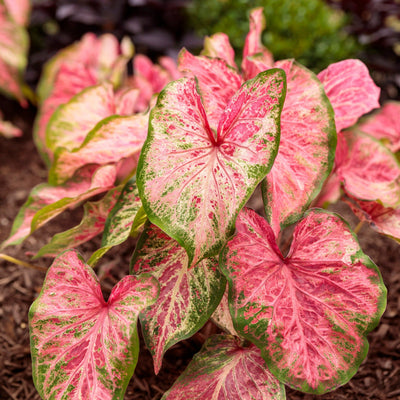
[29, 249, 159, 400]
[45, 83, 117, 154]
[34, 186, 122, 258]
[336, 130, 400, 208]
[137, 70, 286, 265]
[88, 178, 143, 267]
[35, 33, 133, 161]
[211, 289, 238, 337]
[344, 195, 400, 242]
[0, 165, 116, 249]
[220, 207, 387, 393]
[178, 49, 242, 130]
[241, 7, 274, 81]
[130, 222, 225, 374]
[4, 0, 30, 26]
[50, 113, 148, 185]
[0, 1, 28, 104]
[357, 101, 400, 153]
[262, 60, 336, 236]
[162, 334, 285, 400]
[317, 59, 380, 132]
[201, 33, 237, 69]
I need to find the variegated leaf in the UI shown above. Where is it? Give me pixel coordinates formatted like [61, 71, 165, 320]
[318, 59, 380, 132]
[35, 186, 122, 258]
[357, 101, 400, 153]
[50, 113, 148, 185]
[344, 194, 400, 242]
[178, 49, 242, 130]
[0, 165, 116, 249]
[45, 83, 117, 154]
[162, 334, 285, 400]
[88, 178, 143, 266]
[220, 207, 387, 393]
[262, 60, 336, 236]
[241, 7, 274, 81]
[29, 249, 158, 400]
[336, 130, 400, 208]
[137, 70, 286, 265]
[4, 0, 30, 26]
[201, 33, 237, 69]
[0, 0, 28, 104]
[211, 289, 238, 337]
[131, 222, 225, 374]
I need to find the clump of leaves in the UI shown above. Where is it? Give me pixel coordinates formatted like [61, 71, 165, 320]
[2, 5, 399, 400]
[186, 0, 360, 72]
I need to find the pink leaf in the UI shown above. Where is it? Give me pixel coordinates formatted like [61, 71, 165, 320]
[201, 33, 237, 69]
[34, 33, 133, 161]
[357, 101, 400, 152]
[137, 70, 285, 265]
[50, 113, 148, 185]
[131, 223, 225, 374]
[1, 165, 116, 249]
[344, 194, 400, 242]
[318, 59, 380, 132]
[211, 289, 238, 336]
[336, 130, 400, 208]
[220, 207, 386, 393]
[29, 249, 158, 400]
[262, 60, 336, 236]
[241, 7, 274, 80]
[35, 186, 123, 258]
[4, 0, 30, 26]
[178, 49, 242, 130]
[45, 83, 117, 154]
[163, 334, 285, 400]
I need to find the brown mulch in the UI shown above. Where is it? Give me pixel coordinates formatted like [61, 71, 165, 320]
[0, 114, 399, 399]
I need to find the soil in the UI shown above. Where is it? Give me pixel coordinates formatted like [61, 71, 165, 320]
[0, 96, 399, 399]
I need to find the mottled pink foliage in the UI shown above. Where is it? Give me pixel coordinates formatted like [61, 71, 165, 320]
[29, 250, 158, 400]
[221, 208, 386, 393]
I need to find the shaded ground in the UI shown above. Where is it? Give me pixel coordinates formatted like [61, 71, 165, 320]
[0, 109, 399, 399]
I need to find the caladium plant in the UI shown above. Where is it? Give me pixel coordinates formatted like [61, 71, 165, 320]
[1, 6, 396, 400]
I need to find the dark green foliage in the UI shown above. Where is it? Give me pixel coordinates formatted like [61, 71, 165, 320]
[186, 0, 360, 72]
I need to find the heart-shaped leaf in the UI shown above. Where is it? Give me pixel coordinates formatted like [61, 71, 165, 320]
[131, 222, 225, 374]
[220, 207, 386, 393]
[137, 70, 286, 265]
[34, 186, 123, 258]
[317, 59, 380, 132]
[162, 334, 285, 400]
[1, 165, 116, 249]
[88, 178, 143, 266]
[262, 60, 336, 236]
[344, 194, 400, 242]
[178, 49, 242, 131]
[50, 113, 148, 185]
[29, 249, 159, 400]
[336, 130, 400, 208]
[4, 0, 30, 26]
[357, 101, 400, 153]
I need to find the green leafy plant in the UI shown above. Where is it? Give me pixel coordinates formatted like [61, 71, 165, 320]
[187, 0, 360, 72]
[2, 6, 399, 400]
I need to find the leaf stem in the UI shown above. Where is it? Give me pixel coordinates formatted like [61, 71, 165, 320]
[0, 253, 47, 272]
[353, 220, 364, 234]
